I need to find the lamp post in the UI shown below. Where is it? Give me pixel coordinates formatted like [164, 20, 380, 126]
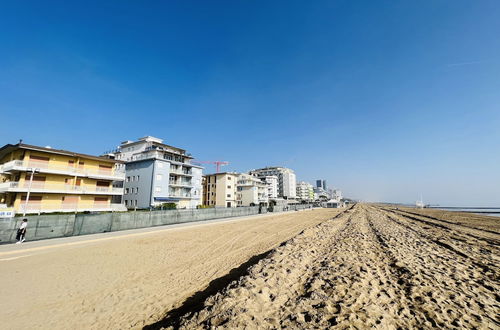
[23, 167, 40, 216]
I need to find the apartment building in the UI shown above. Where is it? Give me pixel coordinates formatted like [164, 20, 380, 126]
[260, 175, 278, 199]
[0, 143, 125, 214]
[250, 167, 296, 199]
[203, 172, 239, 207]
[109, 136, 203, 209]
[236, 173, 268, 207]
[296, 181, 314, 202]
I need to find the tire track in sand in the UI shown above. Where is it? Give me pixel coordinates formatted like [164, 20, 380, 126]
[166, 204, 499, 329]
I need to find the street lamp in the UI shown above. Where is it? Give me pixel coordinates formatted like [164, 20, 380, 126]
[23, 167, 40, 216]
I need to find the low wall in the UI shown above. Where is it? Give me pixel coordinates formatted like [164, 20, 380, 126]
[0, 205, 318, 244]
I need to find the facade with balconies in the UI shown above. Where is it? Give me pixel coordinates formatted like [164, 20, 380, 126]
[0, 143, 126, 214]
[109, 136, 203, 209]
[236, 173, 269, 207]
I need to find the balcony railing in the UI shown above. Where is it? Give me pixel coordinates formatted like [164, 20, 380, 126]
[0, 160, 125, 179]
[18, 203, 127, 214]
[0, 181, 123, 195]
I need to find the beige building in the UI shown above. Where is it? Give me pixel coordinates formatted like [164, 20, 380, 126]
[236, 173, 268, 207]
[0, 143, 125, 214]
[203, 172, 239, 207]
[296, 181, 314, 202]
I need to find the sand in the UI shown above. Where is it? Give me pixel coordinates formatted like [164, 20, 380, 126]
[0, 208, 341, 330]
[173, 204, 499, 329]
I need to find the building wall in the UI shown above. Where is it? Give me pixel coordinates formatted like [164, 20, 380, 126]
[123, 160, 154, 209]
[0, 147, 123, 214]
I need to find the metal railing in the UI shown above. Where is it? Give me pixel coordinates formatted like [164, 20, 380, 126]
[0, 181, 123, 194]
[0, 160, 125, 178]
[19, 203, 127, 214]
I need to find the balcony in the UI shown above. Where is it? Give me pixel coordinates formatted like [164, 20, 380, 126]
[169, 168, 193, 176]
[169, 179, 193, 187]
[169, 192, 192, 198]
[0, 160, 125, 181]
[17, 203, 127, 214]
[0, 181, 124, 195]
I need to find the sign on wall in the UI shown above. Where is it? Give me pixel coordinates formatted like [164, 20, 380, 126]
[0, 208, 15, 218]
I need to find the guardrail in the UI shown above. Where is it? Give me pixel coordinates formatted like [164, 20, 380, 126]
[0, 160, 125, 179]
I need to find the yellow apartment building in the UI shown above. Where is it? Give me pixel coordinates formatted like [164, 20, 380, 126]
[203, 172, 239, 207]
[0, 143, 125, 214]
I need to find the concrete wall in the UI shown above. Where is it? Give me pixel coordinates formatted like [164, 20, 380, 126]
[0, 205, 284, 244]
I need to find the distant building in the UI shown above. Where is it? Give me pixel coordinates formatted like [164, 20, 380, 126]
[0, 143, 125, 214]
[260, 175, 278, 199]
[296, 181, 314, 202]
[316, 179, 327, 190]
[203, 172, 239, 207]
[236, 173, 268, 207]
[250, 167, 296, 199]
[110, 136, 203, 209]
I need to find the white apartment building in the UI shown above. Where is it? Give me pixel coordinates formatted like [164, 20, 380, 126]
[250, 167, 296, 199]
[203, 172, 239, 207]
[236, 173, 268, 206]
[109, 136, 203, 209]
[261, 175, 278, 199]
[296, 181, 314, 202]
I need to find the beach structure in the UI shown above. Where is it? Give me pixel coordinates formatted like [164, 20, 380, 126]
[108, 136, 203, 209]
[203, 172, 239, 207]
[249, 167, 296, 200]
[0, 142, 125, 214]
[296, 181, 314, 202]
[236, 173, 268, 207]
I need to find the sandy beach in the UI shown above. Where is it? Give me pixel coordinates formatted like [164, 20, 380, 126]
[171, 204, 499, 329]
[0, 208, 341, 329]
[1, 204, 498, 329]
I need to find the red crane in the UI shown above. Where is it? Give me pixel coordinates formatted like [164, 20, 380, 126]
[192, 160, 229, 173]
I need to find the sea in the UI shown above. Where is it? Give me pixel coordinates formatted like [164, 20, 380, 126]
[429, 207, 500, 217]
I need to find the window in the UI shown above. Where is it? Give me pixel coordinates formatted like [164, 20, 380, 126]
[125, 188, 129, 194]
[156, 174, 163, 181]
[29, 155, 49, 161]
[137, 175, 140, 181]
[126, 176, 130, 182]
[132, 176, 136, 181]
[135, 188, 139, 194]
[125, 200, 128, 206]
[96, 181, 110, 187]
[227, 185, 231, 189]
[228, 177, 231, 180]
[135, 200, 138, 206]
[227, 194, 231, 198]
[155, 186, 161, 192]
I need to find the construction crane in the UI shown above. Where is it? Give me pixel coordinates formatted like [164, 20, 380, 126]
[192, 160, 229, 173]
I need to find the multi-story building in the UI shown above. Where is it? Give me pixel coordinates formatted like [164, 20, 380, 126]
[203, 172, 239, 207]
[296, 181, 314, 202]
[260, 175, 278, 199]
[236, 173, 268, 207]
[0, 143, 125, 214]
[249, 167, 296, 199]
[109, 136, 203, 209]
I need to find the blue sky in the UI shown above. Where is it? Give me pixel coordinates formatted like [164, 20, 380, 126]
[1, 1, 499, 206]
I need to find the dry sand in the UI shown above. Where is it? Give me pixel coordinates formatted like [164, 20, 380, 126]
[0, 208, 341, 330]
[172, 204, 499, 329]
